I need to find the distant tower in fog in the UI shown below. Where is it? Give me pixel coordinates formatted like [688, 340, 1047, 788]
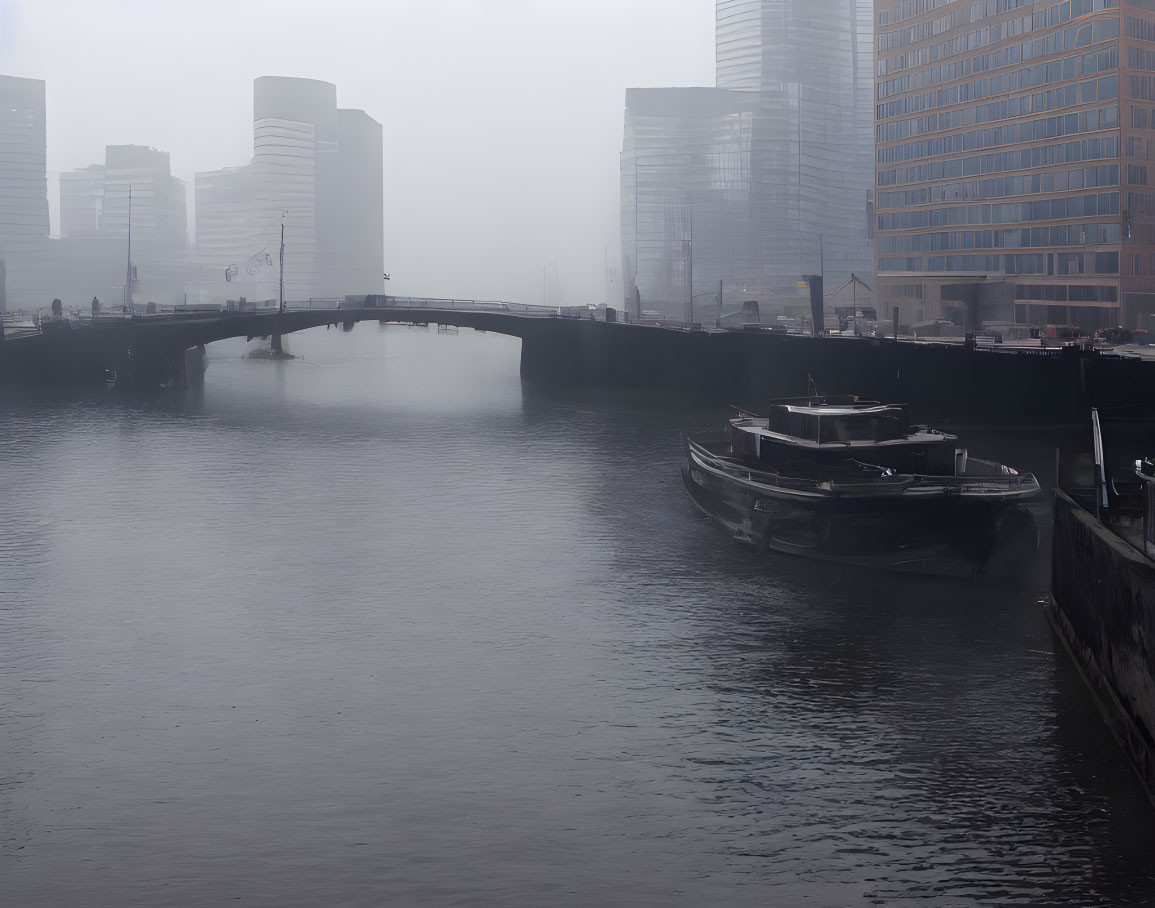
[57, 145, 188, 306]
[98, 145, 188, 250]
[0, 75, 50, 313]
[195, 165, 259, 298]
[59, 165, 107, 237]
[190, 77, 384, 305]
[622, 0, 874, 318]
[0, 75, 49, 244]
[251, 76, 384, 302]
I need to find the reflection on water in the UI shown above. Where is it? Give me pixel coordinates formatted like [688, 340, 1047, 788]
[1, 326, 1152, 907]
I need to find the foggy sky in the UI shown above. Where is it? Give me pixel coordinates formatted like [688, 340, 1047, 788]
[0, 0, 715, 305]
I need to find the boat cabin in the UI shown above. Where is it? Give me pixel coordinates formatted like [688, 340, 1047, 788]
[729, 396, 959, 475]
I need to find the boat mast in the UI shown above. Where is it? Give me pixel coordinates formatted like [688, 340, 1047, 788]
[278, 215, 285, 315]
[124, 186, 133, 313]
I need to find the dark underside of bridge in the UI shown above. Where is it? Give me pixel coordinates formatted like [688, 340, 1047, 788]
[2, 308, 1152, 426]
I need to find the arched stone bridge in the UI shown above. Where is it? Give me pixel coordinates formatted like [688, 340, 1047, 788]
[0, 297, 609, 386]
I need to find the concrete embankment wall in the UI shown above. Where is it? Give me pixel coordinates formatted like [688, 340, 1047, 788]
[517, 319, 1133, 426]
[1050, 490, 1155, 803]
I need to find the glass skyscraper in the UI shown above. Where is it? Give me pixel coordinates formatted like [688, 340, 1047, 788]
[0, 75, 49, 313]
[622, 0, 876, 320]
[621, 87, 758, 321]
[874, 0, 1155, 331]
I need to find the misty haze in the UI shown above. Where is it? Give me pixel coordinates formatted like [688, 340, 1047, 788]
[2, 2, 1155, 907]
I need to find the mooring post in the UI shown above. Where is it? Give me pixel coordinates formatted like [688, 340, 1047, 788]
[0, 252, 6, 342]
[806, 274, 823, 337]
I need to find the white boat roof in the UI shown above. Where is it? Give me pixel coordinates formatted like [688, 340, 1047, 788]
[733, 417, 950, 448]
[776, 403, 901, 416]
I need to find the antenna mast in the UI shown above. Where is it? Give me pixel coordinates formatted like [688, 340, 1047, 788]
[124, 186, 133, 313]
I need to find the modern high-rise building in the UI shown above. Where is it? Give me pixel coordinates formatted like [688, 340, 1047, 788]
[59, 164, 106, 237]
[252, 76, 383, 302]
[622, 0, 876, 320]
[0, 74, 50, 312]
[874, 0, 1155, 331]
[0, 75, 49, 244]
[193, 77, 384, 305]
[621, 88, 759, 321]
[57, 145, 189, 306]
[194, 165, 265, 299]
[97, 145, 188, 251]
[319, 108, 384, 299]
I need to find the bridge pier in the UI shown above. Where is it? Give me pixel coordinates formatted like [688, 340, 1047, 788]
[183, 344, 207, 388]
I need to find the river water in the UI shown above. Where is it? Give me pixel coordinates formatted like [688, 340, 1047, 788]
[1, 325, 1153, 907]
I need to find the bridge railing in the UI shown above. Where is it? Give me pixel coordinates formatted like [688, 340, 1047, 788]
[361, 296, 560, 316]
[272, 296, 560, 316]
[16, 295, 570, 328]
[1, 311, 43, 338]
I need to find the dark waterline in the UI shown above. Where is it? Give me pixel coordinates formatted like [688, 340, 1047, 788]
[2, 326, 1153, 907]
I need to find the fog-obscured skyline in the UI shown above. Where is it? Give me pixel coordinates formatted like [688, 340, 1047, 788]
[0, 0, 715, 305]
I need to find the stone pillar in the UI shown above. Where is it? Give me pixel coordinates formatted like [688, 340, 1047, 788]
[963, 283, 981, 334]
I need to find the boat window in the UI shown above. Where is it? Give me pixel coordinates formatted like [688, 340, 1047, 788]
[819, 414, 906, 443]
[787, 411, 819, 442]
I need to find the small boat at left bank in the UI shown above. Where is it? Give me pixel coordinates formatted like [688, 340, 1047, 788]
[682, 396, 1041, 578]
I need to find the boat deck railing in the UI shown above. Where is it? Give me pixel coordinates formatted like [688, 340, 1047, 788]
[687, 436, 1039, 498]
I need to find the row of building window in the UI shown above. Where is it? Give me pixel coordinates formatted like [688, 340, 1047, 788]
[879, 67, 1119, 142]
[875, 164, 1120, 208]
[879, 0, 1115, 59]
[878, 0, 955, 27]
[1129, 252, 1155, 274]
[1128, 46, 1155, 70]
[879, 136, 1120, 186]
[1125, 15, 1155, 39]
[877, 47, 1117, 121]
[1015, 283, 1119, 299]
[878, 221, 1121, 253]
[1128, 75, 1155, 99]
[886, 282, 928, 298]
[1126, 190, 1155, 213]
[877, 191, 1120, 229]
[877, 16, 1120, 99]
[1056, 250, 1121, 273]
[879, 251, 1119, 274]
[1130, 106, 1155, 127]
[879, 253, 1039, 272]
[878, 101, 1118, 165]
[878, 0, 1026, 29]
[878, 13, 953, 55]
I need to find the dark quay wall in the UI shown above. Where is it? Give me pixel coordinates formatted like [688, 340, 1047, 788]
[518, 319, 1153, 427]
[1050, 491, 1155, 803]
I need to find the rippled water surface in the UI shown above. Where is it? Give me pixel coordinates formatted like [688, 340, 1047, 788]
[2, 326, 1154, 907]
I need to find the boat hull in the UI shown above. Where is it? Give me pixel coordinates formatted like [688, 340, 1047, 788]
[682, 440, 1038, 579]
